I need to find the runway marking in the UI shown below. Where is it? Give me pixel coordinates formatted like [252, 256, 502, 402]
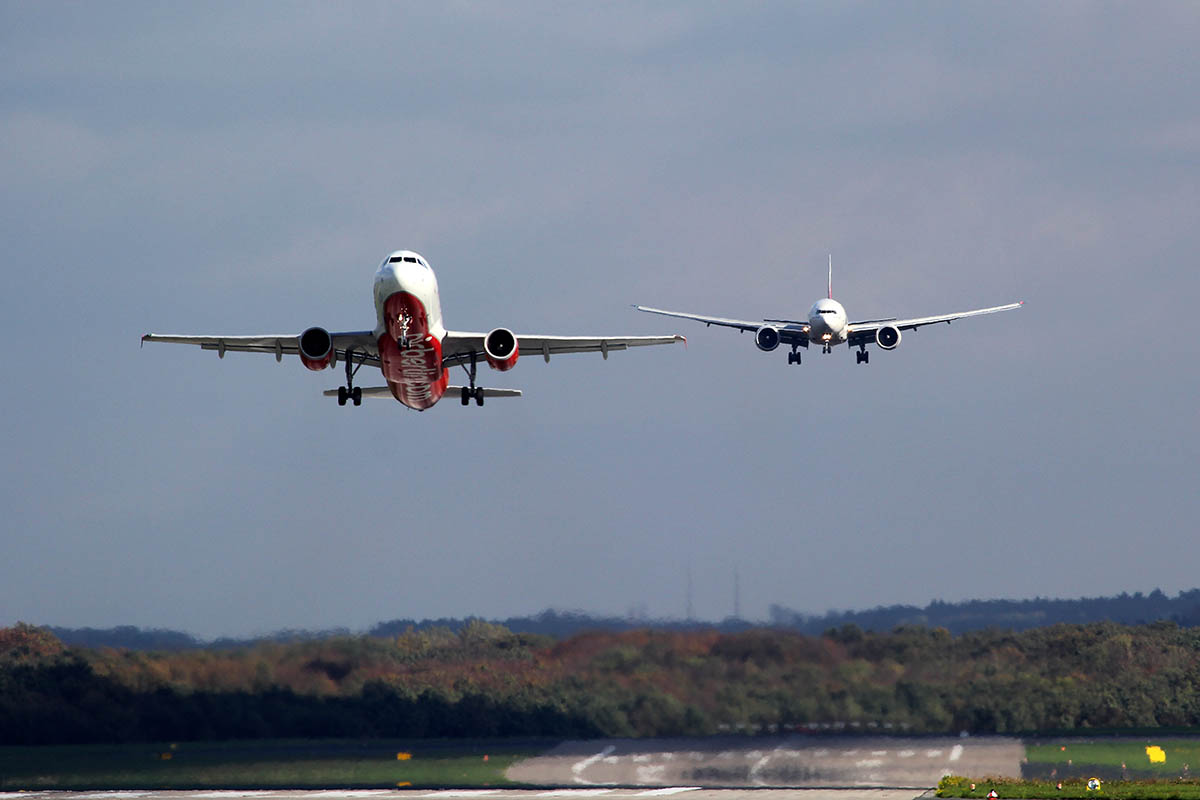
[634, 789, 700, 796]
[536, 791, 615, 797]
[637, 764, 666, 783]
[420, 792, 501, 798]
[857, 760, 884, 768]
[572, 745, 617, 785]
[899, 750, 916, 758]
[950, 745, 964, 762]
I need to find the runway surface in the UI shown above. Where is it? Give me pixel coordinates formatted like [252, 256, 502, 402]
[507, 737, 1024, 788]
[2, 791, 934, 800]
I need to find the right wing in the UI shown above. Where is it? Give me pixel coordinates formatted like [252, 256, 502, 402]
[632, 305, 811, 346]
[141, 331, 380, 365]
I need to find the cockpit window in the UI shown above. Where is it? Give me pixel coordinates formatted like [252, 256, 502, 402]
[819, 309, 837, 314]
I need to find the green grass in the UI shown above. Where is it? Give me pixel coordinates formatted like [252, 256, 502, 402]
[1024, 740, 1200, 781]
[939, 776, 1200, 800]
[0, 739, 549, 790]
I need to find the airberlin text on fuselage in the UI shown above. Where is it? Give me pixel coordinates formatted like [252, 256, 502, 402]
[378, 290, 447, 411]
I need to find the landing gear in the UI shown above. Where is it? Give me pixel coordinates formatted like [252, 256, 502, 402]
[856, 348, 870, 365]
[460, 351, 485, 407]
[338, 348, 364, 406]
[822, 344, 833, 355]
[787, 350, 801, 365]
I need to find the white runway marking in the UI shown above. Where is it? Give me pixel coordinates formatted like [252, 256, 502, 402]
[420, 792, 501, 798]
[572, 745, 617, 785]
[634, 789, 700, 796]
[536, 791, 615, 797]
[949, 745, 964, 762]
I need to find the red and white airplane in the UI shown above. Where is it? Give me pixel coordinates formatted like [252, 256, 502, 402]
[143, 250, 685, 410]
[635, 257, 1021, 365]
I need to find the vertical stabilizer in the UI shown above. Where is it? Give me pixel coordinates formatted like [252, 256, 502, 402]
[828, 254, 833, 299]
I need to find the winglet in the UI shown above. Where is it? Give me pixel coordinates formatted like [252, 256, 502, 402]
[827, 254, 833, 299]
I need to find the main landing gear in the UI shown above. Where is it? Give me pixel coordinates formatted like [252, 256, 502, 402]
[460, 351, 485, 407]
[337, 347, 364, 406]
[787, 348, 801, 365]
[856, 347, 870, 365]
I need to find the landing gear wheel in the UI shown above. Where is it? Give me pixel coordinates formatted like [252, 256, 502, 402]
[475, 388, 484, 407]
[787, 351, 801, 365]
[352, 386, 362, 405]
[461, 386, 470, 406]
[337, 386, 348, 406]
[856, 350, 869, 364]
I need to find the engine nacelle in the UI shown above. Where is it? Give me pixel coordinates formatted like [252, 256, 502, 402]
[298, 326, 334, 371]
[875, 325, 902, 350]
[755, 325, 781, 352]
[484, 327, 519, 371]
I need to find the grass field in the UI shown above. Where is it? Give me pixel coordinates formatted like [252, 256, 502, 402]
[940, 776, 1200, 800]
[1023, 739, 1200, 781]
[0, 739, 549, 790]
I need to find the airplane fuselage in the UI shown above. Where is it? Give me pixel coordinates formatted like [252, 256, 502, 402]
[373, 251, 448, 410]
[807, 297, 848, 347]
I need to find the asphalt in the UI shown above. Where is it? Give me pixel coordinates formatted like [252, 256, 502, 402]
[506, 737, 1024, 788]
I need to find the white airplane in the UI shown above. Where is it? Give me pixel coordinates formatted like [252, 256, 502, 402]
[143, 250, 685, 410]
[635, 258, 1021, 365]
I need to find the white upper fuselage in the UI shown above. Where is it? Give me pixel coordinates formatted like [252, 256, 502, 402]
[373, 250, 445, 342]
[807, 297, 848, 345]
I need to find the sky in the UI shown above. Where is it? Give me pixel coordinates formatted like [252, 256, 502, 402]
[2, 2, 1198, 639]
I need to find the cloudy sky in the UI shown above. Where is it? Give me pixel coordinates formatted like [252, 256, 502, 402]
[3, 3, 1198, 639]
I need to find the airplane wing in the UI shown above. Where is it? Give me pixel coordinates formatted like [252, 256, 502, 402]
[632, 305, 810, 345]
[847, 302, 1023, 346]
[440, 331, 685, 367]
[141, 331, 380, 365]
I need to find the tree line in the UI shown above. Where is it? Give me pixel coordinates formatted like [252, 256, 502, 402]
[5, 619, 1200, 745]
[46, 588, 1200, 651]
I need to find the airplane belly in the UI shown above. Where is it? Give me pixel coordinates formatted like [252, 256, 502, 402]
[378, 291, 447, 410]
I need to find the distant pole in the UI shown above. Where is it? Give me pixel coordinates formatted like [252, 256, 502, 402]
[734, 566, 742, 620]
[686, 562, 694, 622]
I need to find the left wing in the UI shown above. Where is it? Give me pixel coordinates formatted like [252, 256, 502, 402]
[847, 302, 1023, 346]
[440, 331, 685, 367]
[141, 331, 380, 365]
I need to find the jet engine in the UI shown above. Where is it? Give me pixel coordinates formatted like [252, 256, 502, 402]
[298, 326, 334, 371]
[755, 325, 781, 352]
[484, 327, 519, 371]
[875, 325, 902, 350]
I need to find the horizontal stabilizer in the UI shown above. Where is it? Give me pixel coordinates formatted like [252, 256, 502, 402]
[448, 385, 522, 398]
[323, 386, 522, 399]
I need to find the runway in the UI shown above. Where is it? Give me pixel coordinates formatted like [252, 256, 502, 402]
[2, 791, 934, 800]
[507, 737, 1024, 788]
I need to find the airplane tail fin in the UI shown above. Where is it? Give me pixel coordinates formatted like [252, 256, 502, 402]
[827, 254, 833, 299]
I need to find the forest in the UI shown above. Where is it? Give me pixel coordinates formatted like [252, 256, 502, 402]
[6, 618, 1200, 745]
